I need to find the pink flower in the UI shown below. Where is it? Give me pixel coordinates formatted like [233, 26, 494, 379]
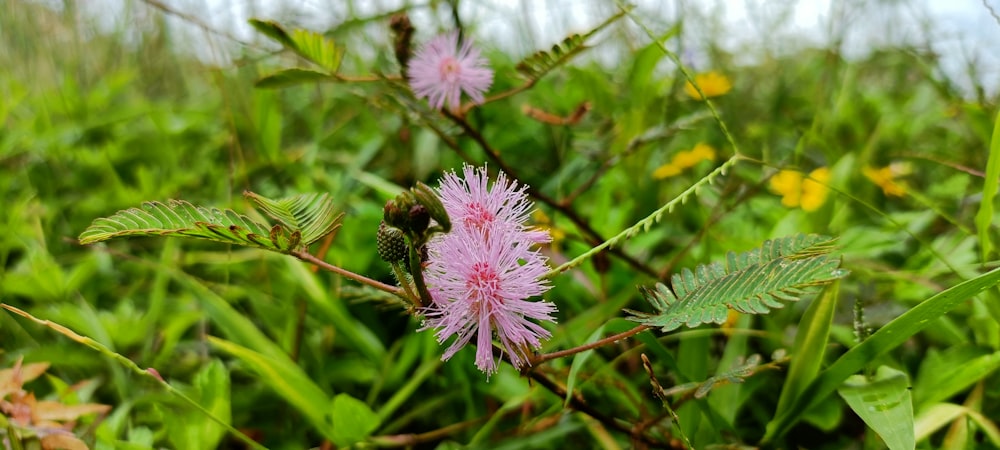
[421, 165, 556, 376]
[436, 164, 550, 245]
[423, 223, 556, 376]
[407, 32, 494, 111]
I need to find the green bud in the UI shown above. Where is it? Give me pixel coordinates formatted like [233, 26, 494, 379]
[412, 182, 450, 233]
[376, 221, 408, 263]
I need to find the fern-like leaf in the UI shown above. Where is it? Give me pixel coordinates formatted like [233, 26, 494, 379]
[243, 191, 343, 246]
[628, 234, 849, 332]
[78, 200, 298, 253]
[515, 7, 630, 82]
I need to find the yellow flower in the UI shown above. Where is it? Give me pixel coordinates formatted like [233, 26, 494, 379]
[684, 71, 732, 100]
[769, 167, 831, 212]
[532, 209, 565, 249]
[653, 143, 717, 179]
[862, 163, 909, 197]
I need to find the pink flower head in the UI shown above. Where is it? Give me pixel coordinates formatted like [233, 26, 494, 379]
[437, 164, 550, 245]
[423, 223, 556, 376]
[421, 165, 556, 376]
[407, 32, 494, 111]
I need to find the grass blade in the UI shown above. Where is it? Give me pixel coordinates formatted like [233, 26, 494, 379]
[763, 267, 1000, 443]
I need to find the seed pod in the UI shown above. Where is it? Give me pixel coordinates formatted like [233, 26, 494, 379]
[377, 221, 408, 263]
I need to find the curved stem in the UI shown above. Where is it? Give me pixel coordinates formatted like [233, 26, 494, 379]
[390, 262, 419, 306]
[294, 251, 406, 298]
[531, 324, 650, 365]
[369, 417, 486, 447]
[441, 110, 660, 279]
[407, 244, 433, 308]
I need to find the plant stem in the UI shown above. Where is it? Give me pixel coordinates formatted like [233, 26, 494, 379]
[294, 251, 406, 298]
[407, 245, 433, 308]
[369, 417, 486, 447]
[390, 261, 419, 306]
[526, 370, 671, 447]
[531, 324, 650, 365]
[441, 110, 660, 280]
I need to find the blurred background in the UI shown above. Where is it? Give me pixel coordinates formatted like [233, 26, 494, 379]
[2, 0, 999, 448]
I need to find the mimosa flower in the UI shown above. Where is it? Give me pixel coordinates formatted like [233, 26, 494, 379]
[684, 71, 732, 100]
[407, 32, 494, 111]
[436, 164, 549, 244]
[863, 163, 910, 197]
[653, 143, 717, 179]
[423, 223, 556, 376]
[769, 167, 831, 212]
[422, 166, 556, 377]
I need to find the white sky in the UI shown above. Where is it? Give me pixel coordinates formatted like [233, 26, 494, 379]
[67, 0, 1000, 96]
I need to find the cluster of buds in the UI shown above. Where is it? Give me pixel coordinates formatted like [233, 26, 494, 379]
[381, 182, 450, 238]
[378, 182, 451, 308]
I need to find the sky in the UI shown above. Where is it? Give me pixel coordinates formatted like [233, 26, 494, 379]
[61, 0, 1000, 96]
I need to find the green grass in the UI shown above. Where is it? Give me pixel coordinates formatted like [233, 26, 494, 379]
[2, 1, 999, 449]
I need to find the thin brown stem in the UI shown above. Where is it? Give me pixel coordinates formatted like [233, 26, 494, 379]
[531, 324, 650, 365]
[442, 111, 660, 279]
[294, 251, 406, 298]
[334, 74, 403, 83]
[369, 417, 487, 447]
[291, 231, 340, 362]
[527, 370, 669, 447]
[462, 81, 535, 114]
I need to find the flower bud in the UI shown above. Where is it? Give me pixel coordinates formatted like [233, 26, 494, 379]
[376, 221, 408, 263]
[408, 204, 430, 234]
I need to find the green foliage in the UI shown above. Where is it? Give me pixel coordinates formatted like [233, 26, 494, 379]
[249, 19, 344, 73]
[838, 366, 915, 450]
[4, 0, 1000, 448]
[976, 109, 1000, 261]
[515, 7, 631, 83]
[78, 192, 341, 254]
[628, 234, 848, 331]
[244, 191, 344, 247]
[764, 267, 1000, 443]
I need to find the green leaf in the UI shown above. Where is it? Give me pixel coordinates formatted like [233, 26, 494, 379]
[837, 366, 914, 450]
[627, 234, 848, 331]
[243, 191, 343, 247]
[976, 108, 1000, 261]
[255, 68, 337, 89]
[209, 337, 337, 442]
[248, 19, 342, 72]
[763, 267, 1000, 444]
[913, 349, 1000, 409]
[248, 19, 297, 50]
[515, 7, 630, 82]
[915, 403, 1000, 447]
[288, 28, 343, 72]
[773, 281, 840, 426]
[330, 394, 381, 447]
[77, 199, 296, 253]
[165, 359, 231, 450]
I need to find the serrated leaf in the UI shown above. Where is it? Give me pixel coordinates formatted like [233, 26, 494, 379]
[288, 28, 343, 72]
[78, 200, 296, 253]
[627, 234, 848, 331]
[515, 7, 629, 82]
[243, 191, 343, 247]
[248, 19, 297, 50]
[255, 68, 337, 89]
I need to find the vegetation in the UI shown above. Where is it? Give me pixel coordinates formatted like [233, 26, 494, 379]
[2, 1, 999, 449]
